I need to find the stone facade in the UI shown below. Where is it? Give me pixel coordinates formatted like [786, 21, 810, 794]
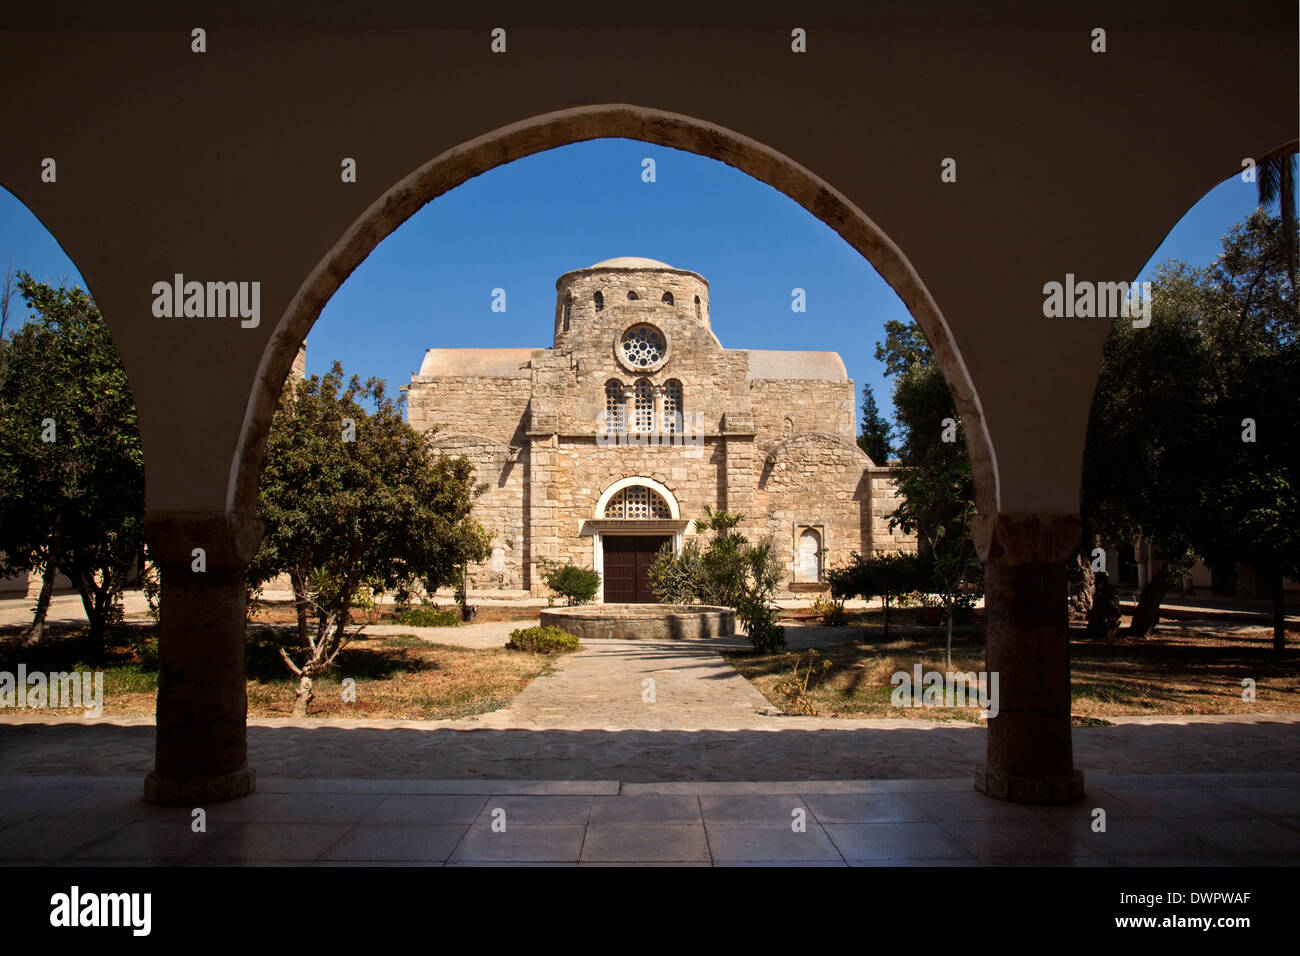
[405, 257, 916, 600]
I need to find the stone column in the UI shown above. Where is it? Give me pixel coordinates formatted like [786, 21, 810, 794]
[143, 512, 263, 804]
[526, 413, 560, 597]
[652, 385, 666, 440]
[972, 512, 1084, 804]
[623, 386, 637, 436]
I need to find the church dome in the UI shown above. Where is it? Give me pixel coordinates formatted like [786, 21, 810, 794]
[586, 257, 676, 270]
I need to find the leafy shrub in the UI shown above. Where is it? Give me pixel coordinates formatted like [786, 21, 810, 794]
[395, 607, 461, 627]
[737, 595, 786, 652]
[650, 509, 786, 652]
[506, 625, 582, 655]
[134, 634, 160, 672]
[810, 594, 847, 626]
[542, 563, 602, 606]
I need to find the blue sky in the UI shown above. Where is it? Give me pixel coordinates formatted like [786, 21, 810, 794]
[0, 139, 1277, 427]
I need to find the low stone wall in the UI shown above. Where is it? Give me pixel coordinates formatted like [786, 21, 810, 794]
[540, 604, 735, 640]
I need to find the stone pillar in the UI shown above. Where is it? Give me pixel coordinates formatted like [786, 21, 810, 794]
[623, 386, 636, 436]
[526, 413, 560, 597]
[972, 512, 1084, 804]
[143, 512, 263, 804]
[652, 385, 666, 439]
[720, 412, 756, 527]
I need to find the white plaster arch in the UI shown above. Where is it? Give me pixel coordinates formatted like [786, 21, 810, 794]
[595, 476, 680, 520]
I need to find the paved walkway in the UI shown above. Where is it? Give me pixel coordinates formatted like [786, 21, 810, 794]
[1, 773, 1296, 866]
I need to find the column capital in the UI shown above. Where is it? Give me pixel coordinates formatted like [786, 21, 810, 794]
[144, 511, 264, 570]
[973, 512, 1080, 565]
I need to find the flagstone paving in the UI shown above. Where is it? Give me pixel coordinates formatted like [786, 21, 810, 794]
[0, 774, 1295, 866]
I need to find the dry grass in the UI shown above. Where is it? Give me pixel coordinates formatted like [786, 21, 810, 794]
[726, 624, 1300, 722]
[0, 624, 556, 720]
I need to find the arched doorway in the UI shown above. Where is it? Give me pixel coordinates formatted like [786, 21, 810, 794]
[591, 477, 684, 604]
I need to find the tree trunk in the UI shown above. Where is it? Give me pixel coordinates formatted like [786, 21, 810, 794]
[946, 600, 954, 670]
[292, 673, 314, 717]
[23, 562, 57, 646]
[1129, 565, 1172, 637]
[882, 592, 891, 639]
[291, 567, 310, 651]
[1273, 571, 1286, 655]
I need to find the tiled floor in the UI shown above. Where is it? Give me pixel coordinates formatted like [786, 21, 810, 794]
[0, 773, 1295, 866]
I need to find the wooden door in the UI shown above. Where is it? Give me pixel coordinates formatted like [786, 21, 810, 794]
[602, 535, 671, 603]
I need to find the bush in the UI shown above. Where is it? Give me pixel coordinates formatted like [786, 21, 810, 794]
[506, 625, 582, 655]
[133, 633, 159, 672]
[542, 563, 602, 606]
[394, 607, 461, 628]
[737, 595, 786, 652]
[810, 594, 847, 626]
[649, 509, 786, 652]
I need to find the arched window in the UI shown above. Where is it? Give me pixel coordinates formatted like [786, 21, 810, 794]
[594, 290, 604, 312]
[627, 290, 639, 300]
[694, 295, 701, 321]
[661, 291, 674, 305]
[796, 528, 823, 582]
[633, 379, 654, 432]
[663, 379, 683, 435]
[604, 380, 625, 434]
[604, 485, 672, 519]
[563, 295, 572, 331]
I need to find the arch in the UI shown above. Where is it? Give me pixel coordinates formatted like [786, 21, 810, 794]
[233, 104, 996, 516]
[661, 291, 674, 305]
[593, 290, 604, 312]
[626, 290, 639, 300]
[595, 475, 680, 520]
[795, 527, 823, 583]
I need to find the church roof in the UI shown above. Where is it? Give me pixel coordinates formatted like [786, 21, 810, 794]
[586, 256, 676, 270]
[418, 348, 535, 377]
[744, 350, 848, 382]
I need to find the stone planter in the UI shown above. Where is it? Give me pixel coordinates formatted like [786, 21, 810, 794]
[539, 604, 735, 641]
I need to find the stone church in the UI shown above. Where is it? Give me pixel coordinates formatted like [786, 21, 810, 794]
[405, 257, 913, 602]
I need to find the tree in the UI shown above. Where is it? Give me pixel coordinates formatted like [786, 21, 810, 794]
[1083, 211, 1298, 645]
[857, 386, 893, 464]
[874, 318, 981, 627]
[1081, 262, 1213, 635]
[826, 550, 928, 640]
[247, 362, 492, 715]
[0, 274, 144, 654]
[1257, 152, 1297, 296]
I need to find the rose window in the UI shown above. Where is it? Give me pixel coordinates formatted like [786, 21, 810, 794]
[619, 324, 666, 370]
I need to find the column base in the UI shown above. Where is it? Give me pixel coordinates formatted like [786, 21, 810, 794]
[974, 763, 1083, 805]
[144, 767, 256, 805]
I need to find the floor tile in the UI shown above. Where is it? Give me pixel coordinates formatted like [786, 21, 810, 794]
[907, 791, 1046, 822]
[321, 824, 467, 862]
[450, 824, 587, 863]
[803, 793, 928, 824]
[363, 795, 487, 825]
[705, 823, 841, 862]
[191, 823, 352, 862]
[581, 824, 710, 863]
[699, 794, 810, 825]
[470, 796, 593, 827]
[251, 793, 387, 825]
[589, 794, 701, 825]
[825, 822, 973, 861]
[938, 820, 1097, 860]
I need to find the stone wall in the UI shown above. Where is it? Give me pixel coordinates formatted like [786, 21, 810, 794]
[748, 378, 857, 455]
